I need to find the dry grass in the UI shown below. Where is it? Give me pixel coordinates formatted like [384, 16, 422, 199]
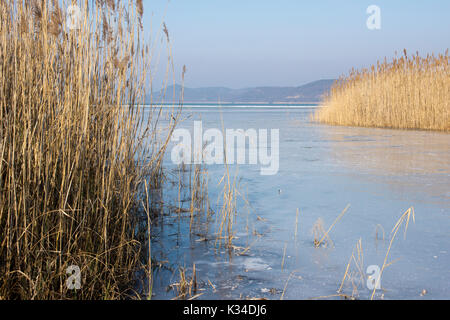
[312, 218, 330, 247]
[312, 204, 350, 248]
[215, 168, 240, 250]
[370, 207, 415, 300]
[337, 207, 415, 300]
[170, 264, 199, 300]
[338, 238, 365, 298]
[280, 270, 301, 300]
[189, 163, 209, 232]
[0, 0, 178, 299]
[314, 49, 450, 131]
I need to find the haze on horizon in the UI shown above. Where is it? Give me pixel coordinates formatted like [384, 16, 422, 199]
[143, 0, 450, 89]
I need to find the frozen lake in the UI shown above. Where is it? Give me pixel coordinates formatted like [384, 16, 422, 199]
[149, 106, 450, 300]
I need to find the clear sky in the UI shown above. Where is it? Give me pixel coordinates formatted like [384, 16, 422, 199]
[142, 0, 450, 88]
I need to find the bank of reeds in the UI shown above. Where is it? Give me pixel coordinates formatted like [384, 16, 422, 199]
[314, 50, 450, 131]
[0, 0, 177, 299]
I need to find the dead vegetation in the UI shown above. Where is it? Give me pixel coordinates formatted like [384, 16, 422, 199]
[0, 0, 178, 299]
[337, 207, 415, 300]
[315, 50, 450, 131]
[312, 204, 350, 248]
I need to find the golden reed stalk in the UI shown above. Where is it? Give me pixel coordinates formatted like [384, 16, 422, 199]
[0, 0, 177, 299]
[314, 49, 449, 132]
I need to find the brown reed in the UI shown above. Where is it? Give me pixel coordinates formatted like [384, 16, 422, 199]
[315, 50, 450, 131]
[0, 0, 177, 299]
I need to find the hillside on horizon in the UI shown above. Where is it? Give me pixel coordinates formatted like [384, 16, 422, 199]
[148, 79, 336, 104]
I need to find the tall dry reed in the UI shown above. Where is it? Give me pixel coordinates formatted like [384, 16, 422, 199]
[315, 49, 449, 131]
[0, 0, 177, 299]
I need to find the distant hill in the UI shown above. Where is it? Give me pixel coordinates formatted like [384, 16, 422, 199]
[147, 79, 336, 104]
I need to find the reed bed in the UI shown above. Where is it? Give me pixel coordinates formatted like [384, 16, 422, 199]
[0, 0, 177, 299]
[314, 50, 450, 131]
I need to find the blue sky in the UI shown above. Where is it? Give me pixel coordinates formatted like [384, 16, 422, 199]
[143, 0, 450, 88]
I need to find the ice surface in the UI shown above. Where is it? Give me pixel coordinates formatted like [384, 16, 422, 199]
[149, 106, 450, 300]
